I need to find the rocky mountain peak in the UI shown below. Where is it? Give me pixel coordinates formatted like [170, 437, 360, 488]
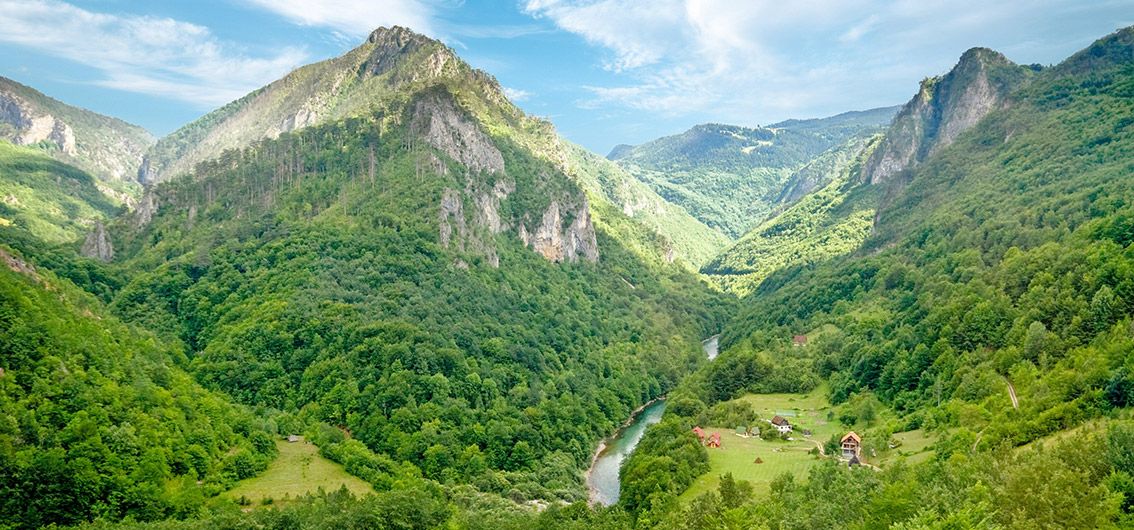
[861, 46, 1034, 185]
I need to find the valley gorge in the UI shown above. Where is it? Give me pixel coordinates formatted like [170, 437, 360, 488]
[0, 15, 1133, 530]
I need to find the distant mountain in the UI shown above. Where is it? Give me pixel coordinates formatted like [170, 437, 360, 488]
[609, 106, 898, 238]
[0, 76, 153, 191]
[702, 134, 881, 294]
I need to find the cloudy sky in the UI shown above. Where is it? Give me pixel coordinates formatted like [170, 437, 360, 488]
[0, 0, 1130, 153]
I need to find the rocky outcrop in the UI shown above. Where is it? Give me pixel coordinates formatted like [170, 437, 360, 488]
[133, 190, 159, 228]
[862, 48, 1034, 185]
[80, 220, 114, 262]
[518, 198, 599, 263]
[412, 94, 505, 175]
[0, 92, 76, 155]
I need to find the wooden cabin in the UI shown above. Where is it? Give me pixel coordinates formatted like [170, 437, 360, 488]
[706, 432, 721, 448]
[841, 431, 861, 459]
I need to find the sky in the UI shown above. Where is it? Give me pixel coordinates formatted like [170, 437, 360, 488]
[0, 1, 1130, 154]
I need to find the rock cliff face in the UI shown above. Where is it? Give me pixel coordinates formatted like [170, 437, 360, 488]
[518, 197, 599, 263]
[419, 92, 598, 266]
[862, 48, 1034, 185]
[0, 76, 153, 186]
[80, 220, 114, 262]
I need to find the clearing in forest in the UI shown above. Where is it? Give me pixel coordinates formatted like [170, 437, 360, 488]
[225, 439, 374, 506]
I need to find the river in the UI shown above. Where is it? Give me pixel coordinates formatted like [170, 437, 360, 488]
[584, 335, 720, 505]
[585, 398, 667, 506]
[702, 334, 720, 360]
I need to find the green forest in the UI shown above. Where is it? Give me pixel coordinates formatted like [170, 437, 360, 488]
[1, 17, 1134, 530]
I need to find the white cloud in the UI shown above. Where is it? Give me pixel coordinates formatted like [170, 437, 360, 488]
[242, 0, 438, 37]
[503, 87, 532, 101]
[524, 0, 1130, 124]
[0, 0, 307, 108]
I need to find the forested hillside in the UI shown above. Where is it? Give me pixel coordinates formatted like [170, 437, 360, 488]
[611, 25, 1134, 529]
[103, 27, 732, 515]
[0, 247, 278, 529]
[2, 12, 1133, 530]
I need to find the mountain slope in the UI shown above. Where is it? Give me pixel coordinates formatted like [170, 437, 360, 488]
[563, 143, 730, 267]
[0, 245, 277, 529]
[861, 48, 1037, 185]
[106, 26, 731, 507]
[0, 76, 153, 190]
[723, 26, 1134, 453]
[702, 48, 1041, 295]
[701, 135, 882, 294]
[0, 141, 122, 246]
[610, 106, 898, 238]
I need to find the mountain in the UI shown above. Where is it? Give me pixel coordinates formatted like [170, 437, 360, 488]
[617, 26, 1134, 528]
[702, 48, 1039, 295]
[140, 27, 506, 185]
[0, 76, 153, 192]
[861, 47, 1037, 185]
[610, 106, 898, 238]
[94, 26, 732, 521]
[701, 134, 882, 294]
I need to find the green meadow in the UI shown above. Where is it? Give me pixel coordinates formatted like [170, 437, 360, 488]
[225, 439, 374, 506]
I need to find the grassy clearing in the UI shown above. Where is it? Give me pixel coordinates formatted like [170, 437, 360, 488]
[681, 387, 937, 500]
[681, 388, 836, 500]
[225, 439, 374, 506]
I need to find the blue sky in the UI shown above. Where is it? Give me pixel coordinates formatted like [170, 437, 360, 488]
[0, 1, 1130, 154]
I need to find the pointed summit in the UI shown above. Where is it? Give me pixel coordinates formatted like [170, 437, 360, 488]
[861, 46, 1036, 185]
[139, 25, 498, 184]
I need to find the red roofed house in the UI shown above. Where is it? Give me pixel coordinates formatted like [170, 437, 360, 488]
[693, 426, 706, 442]
[841, 431, 862, 459]
[706, 432, 721, 448]
[793, 335, 808, 347]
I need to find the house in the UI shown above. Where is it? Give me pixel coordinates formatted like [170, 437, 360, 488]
[792, 335, 808, 347]
[693, 426, 706, 442]
[841, 431, 861, 459]
[287, 434, 301, 443]
[706, 432, 721, 448]
[770, 415, 792, 434]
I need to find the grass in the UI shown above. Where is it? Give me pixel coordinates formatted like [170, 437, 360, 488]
[680, 387, 937, 501]
[225, 439, 374, 506]
[681, 387, 837, 501]
[875, 429, 936, 466]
